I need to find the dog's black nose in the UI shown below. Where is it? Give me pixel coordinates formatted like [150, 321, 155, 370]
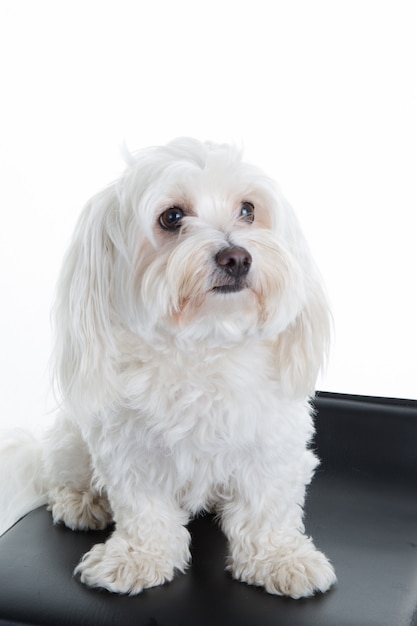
[215, 246, 252, 278]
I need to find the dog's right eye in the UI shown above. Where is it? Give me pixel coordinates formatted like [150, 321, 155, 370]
[159, 206, 185, 231]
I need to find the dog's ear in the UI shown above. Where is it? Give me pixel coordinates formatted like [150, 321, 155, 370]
[275, 274, 330, 398]
[52, 185, 122, 415]
[272, 210, 331, 398]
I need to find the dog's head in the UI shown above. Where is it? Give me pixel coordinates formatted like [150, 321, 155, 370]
[54, 138, 330, 412]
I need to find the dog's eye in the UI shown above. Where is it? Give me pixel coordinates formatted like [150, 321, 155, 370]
[239, 201, 255, 223]
[159, 206, 185, 231]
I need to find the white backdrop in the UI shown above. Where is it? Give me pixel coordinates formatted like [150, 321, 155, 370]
[0, 0, 416, 431]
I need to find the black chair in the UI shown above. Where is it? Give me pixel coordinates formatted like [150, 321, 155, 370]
[1, 392, 417, 626]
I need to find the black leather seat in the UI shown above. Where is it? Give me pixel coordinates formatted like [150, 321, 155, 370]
[1, 392, 417, 626]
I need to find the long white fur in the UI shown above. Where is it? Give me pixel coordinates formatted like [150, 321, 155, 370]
[0, 138, 336, 598]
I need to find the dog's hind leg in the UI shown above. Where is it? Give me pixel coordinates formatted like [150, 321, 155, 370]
[44, 414, 113, 531]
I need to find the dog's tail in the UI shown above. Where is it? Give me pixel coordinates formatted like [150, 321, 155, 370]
[0, 429, 48, 536]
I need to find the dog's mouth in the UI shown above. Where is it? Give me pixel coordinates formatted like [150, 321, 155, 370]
[212, 282, 247, 294]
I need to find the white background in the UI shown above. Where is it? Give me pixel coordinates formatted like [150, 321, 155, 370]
[0, 0, 416, 431]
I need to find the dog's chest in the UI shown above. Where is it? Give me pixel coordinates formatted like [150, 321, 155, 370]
[125, 341, 281, 446]
[113, 342, 312, 511]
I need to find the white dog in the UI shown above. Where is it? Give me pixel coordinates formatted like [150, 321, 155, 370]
[0, 138, 336, 598]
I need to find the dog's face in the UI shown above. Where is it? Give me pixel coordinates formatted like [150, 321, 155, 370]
[55, 138, 329, 411]
[115, 139, 308, 344]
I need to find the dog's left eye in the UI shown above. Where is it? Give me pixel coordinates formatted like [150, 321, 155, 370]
[239, 201, 255, 223]
[159, 206, 185, 231]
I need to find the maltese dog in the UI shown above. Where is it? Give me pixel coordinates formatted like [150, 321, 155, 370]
[1, 138, 336, 598]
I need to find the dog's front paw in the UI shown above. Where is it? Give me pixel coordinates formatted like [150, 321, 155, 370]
[74, 530, 190, 594]
[228, 534, 336, 598]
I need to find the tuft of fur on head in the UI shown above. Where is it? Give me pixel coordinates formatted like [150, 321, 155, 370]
[52, 138, 330, 417]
